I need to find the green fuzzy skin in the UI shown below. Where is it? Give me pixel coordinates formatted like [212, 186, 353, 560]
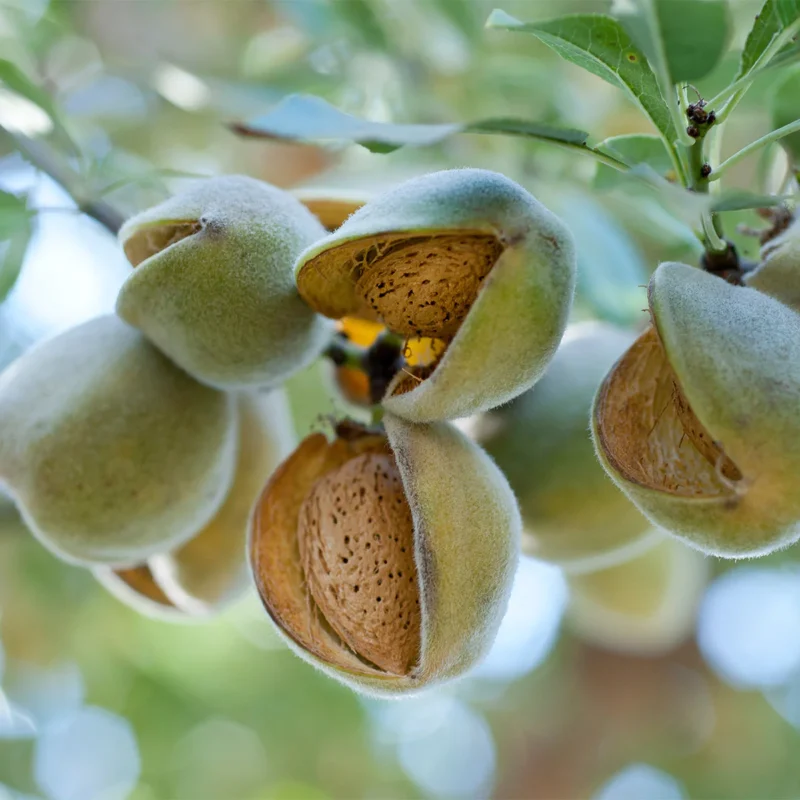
[567, 534, 708, 656]
[116, 175, 333, 389]
[0, 315, 237, 566]
[269, 414, 521, 697]
[150, 389, 295, 614]
[476, 321, 655, 574]
[744, 216, 800, 310]
[593, 262, 800, 557]
[295, 168, 577, 422]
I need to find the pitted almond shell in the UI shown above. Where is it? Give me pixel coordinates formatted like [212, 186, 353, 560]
[567, 534, 709, 656]
[249, 413, 520, 696]
[294, 168, 576, 422]
[593, 262, 800, 557]
[473, 322, 654, 573]
[292, 189, 367, 232]
[745, 215, 800, 309]
[149, 389, 296, 614]
[116, 175, 333, 389]
[0, 315, 237, 567]
[94, 565, 193, 622]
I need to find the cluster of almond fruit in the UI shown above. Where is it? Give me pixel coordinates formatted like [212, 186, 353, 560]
[1, 168, 798, 695]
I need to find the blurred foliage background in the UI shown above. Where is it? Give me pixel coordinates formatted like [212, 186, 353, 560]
[1, 1, 800, 798]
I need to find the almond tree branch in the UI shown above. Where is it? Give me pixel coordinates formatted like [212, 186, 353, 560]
[1, 126, 124, 235]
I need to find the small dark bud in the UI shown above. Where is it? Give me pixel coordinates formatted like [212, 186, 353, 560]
[687, 125, 700, 138]
[700, 164, 712, 178]
[707, 111, 716, 125]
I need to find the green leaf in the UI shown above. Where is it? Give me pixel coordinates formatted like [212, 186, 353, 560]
[770, 63, 800, 163]
[334, 0, 388, 50]
[232, 94, 461, 148]
[614, 0, 730, 82]
[594, 133, 673, 188]
[0, 59, 76, 153]
[617, 163, 709, 227]
[737, 0, 800, 79]
[231, 95, 621, 166]
[710, 191, 790, 212]
[0, 59, 55, 119]
[486, 10, 678, 146]
[464, 118, 589, 145]
[655, 0, 730, 82]
[0, 189, 33, 303]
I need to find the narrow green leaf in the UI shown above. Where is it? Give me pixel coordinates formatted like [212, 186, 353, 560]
[621, 163, 709, 226]
[594, 133, 673, 188]
[231, 95, 615, 164]
[737, 0, 800, 79]
[464, 118, 588, 145]
[334, 0, 388, 50]
[486, 10, 678, 146]
[0, 59, 76, 153]
[710, 191, 789, 212]
[0, 59, 56, 120]
[232, 94, 461, 148]
[0, 189, 33, 303]
[770, 63, 800, 163]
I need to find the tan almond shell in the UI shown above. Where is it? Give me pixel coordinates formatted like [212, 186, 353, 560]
[593, 262, 800, 557]
[149, 389, 296, 614]
[473, 322, 654, 573]
[249, 413, 521, 696]
[0, 315, 237, 567]
[116, 175, 333, 389]
[294, 169, 576, 422]
[744, 215, 800, 309]
[567, 534, 709, 656]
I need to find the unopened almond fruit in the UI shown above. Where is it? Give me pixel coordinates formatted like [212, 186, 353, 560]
[567, 534, 708, 655]
[294, 168, 576, 422]
[473, 322, 656, 573]
[249, 413, 520, 695]
[0, 315, 237, 566]
[116, 175, 332, 389]
[593, 262, 800, 557]
[149, 389, 295, 614]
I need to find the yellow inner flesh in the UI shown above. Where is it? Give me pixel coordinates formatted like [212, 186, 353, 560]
[334, 318, 447, 406]
[123, 221, 202, 267]
[251, 431, 421, 678]
[596, 328, 741, 498]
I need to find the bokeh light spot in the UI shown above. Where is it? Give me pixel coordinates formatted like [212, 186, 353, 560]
[698, 567, 800, 689]
[592, 763, 685, 800]
[33, 706, 140, 800]
[471, 555, 567, 681]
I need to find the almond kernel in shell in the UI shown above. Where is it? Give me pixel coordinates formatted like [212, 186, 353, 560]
[298, 452, 420, 676]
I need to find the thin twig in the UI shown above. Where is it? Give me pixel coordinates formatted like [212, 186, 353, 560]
[1, 126, 124, 235]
